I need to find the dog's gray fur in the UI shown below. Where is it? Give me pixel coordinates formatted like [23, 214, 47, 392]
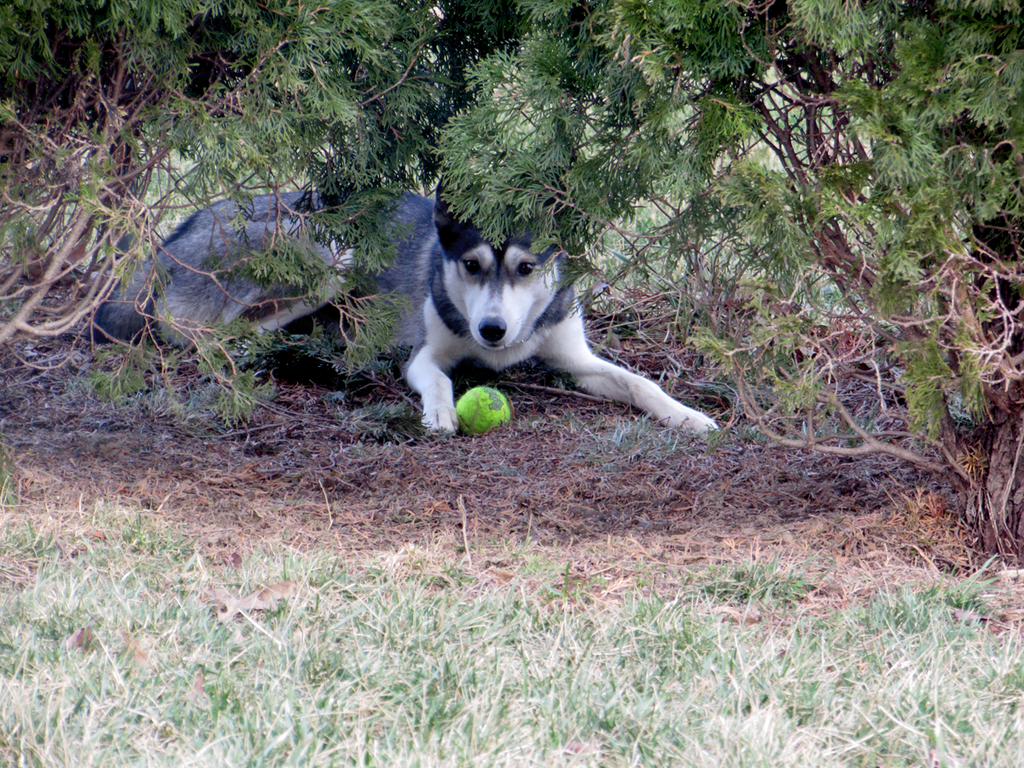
[93, 191, 717, 433]
[92, 191, 345, 345]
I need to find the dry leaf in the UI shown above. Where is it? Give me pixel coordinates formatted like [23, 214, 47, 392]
[952, 608, 988, 625]
[564, 741, 600, 755]
[489, 569, 516, 584]
[184, 670, 209, 708]
[260, 581, 297, 602]
[712, 605, 762, 625]
[121, 632, 151, 668]
[599, 577, 632, 595]
[64, 626, 95, 653]
[215, 580, 298, 623]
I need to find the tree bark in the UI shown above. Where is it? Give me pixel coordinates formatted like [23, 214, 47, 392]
[966, 214, 1024, 560]
[969, 406, 1024, 561]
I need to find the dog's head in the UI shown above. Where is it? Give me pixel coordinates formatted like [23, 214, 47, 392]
[433, 192, 565, 350]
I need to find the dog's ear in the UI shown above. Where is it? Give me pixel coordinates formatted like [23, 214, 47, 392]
[433, 184, 467, 246]
[433, 185, 453, 229]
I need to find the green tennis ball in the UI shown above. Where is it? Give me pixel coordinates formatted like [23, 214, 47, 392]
[456, 386, 512, 435]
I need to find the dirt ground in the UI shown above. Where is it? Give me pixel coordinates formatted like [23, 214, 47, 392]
[0, 330, 982, 608]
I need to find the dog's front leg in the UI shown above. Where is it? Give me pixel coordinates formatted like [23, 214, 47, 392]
[538, 318, 719, 434]
[405, 346, 459, 432]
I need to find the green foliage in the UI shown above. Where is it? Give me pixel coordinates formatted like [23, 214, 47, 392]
[0, 1, 356, 342]
[88, 346, 156, 403]
[901, 339, 957, 440]
[0, 0, 525, 428]
[89, 338, 273, 425]
[334, 294, 409, 370]
[193, 335, 276, 425]
[337, 403, 428, 443]
[9, 0, 1024, 544]
[437, 0, 1024, 534]
[1, 0, 521, 342]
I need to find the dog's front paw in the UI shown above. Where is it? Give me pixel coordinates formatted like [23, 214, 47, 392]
[685, 412, 719, 434]
[663, 405, 718, 434]
[422, 405, 459, 433]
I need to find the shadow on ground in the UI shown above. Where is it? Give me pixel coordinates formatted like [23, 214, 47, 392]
[1, 336, 969, 576]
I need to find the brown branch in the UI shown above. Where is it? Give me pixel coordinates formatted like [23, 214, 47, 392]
[0, 206, 93, 345]
[735, 376, 949, 474]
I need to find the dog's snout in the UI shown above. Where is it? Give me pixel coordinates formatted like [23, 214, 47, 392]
[479, 318, 507, 344]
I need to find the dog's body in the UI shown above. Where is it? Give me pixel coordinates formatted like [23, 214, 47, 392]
[93, 191, 717, 434]
[92, 191, 348, 345]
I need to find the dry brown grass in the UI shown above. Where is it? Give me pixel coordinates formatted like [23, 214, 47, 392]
[0, 318, 979, 618]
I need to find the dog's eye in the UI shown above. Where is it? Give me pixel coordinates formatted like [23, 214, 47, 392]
[462, 259, 480, 274]
[516, 262, 534, 277]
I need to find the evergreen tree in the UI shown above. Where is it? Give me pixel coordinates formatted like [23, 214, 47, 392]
[438, 0, 1024, 559]
[0, 0, 519, 345]
[9, 0, 1024, 557]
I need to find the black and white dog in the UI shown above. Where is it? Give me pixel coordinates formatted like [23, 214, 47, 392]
[92, 191, 718, 433]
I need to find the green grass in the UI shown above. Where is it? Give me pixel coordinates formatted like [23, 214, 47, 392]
[702, 558, 818, 607]
[2, 514, 1023, 767]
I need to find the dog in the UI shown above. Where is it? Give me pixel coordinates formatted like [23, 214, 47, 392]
[91, 191, 347, 345]
[92, 190, 718, 434]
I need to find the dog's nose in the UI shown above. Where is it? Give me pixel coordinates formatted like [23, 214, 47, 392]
[478, 318, 506, 344]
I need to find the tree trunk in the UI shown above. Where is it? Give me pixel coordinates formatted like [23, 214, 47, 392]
[966, 216, 1024, 560]
[968, 405, 1024, 561]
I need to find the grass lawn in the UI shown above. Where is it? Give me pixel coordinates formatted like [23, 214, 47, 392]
[2, 505, 1023, 767]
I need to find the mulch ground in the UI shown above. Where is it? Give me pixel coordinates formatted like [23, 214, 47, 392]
[0, 330, 975, 592]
